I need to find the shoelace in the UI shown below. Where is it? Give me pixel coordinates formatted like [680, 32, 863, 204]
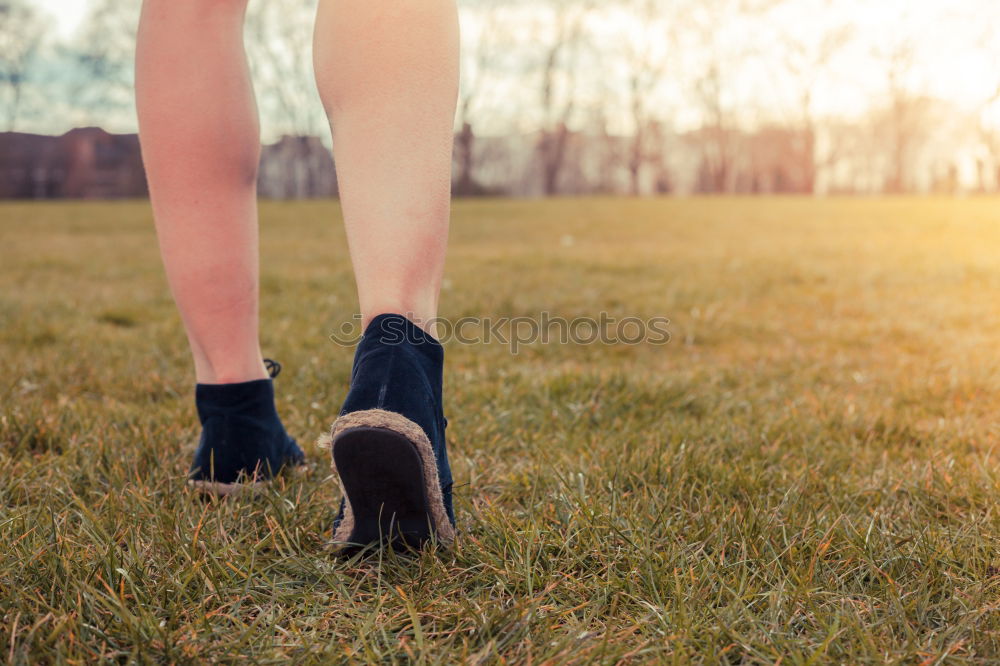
[264, 358, 282, 378]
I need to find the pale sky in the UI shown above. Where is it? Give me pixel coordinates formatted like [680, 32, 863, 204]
[35, 0, 90, 38]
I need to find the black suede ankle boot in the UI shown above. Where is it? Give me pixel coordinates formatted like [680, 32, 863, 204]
[325, 314, 455, 550]
[188, 361, 304, 495]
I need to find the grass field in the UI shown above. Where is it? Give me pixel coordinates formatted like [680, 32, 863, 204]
[1, 197, 999, 663]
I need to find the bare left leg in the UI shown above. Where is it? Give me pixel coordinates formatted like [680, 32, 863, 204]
[135, 0, 265, 384]
[136, 0, 304, 491]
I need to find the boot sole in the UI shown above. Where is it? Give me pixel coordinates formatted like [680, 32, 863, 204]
[328, 408, 455, 552]
[332, 426, 436, 552]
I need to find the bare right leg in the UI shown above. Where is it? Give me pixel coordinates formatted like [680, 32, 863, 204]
[313, 0, 460, 549]
[135, 0, 265, 384]
[313, 0, 459, 335]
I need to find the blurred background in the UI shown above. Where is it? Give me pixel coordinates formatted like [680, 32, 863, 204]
[3, 0, 1000, 199]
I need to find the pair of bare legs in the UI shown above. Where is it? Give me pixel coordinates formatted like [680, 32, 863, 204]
[135, 0, 458, 385]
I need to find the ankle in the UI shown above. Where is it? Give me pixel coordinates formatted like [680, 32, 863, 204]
[193, 358, 268, 385]
[359, 290, 440, 338]
[361, 309, 440, 339]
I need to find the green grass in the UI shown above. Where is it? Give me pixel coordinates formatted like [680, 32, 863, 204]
[1, 197, 999, 663]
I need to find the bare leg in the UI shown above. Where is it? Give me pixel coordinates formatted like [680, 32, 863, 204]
[315, 1, 460, 546]
[136, 0, 266, 383]
[313, 0, 459, 333]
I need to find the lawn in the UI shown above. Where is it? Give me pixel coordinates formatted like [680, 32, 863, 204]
[1, 197, 999, 663]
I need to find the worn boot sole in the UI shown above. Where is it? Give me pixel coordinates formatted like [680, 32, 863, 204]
[328, 409, 454, 552]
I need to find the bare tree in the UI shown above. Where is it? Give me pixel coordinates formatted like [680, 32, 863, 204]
[70, 0, 140, 123]
[771, 9, 852, 194]
[0, 0, 46, 131]
[617, 0, 675, 195]
[245, 0, 325, 140]
[692, 61, 738, 193]
[877, 40, 928, 193]
[684, 0, 784, 193]
[972, 14, 1000, 192]
[977, 85, 1000, 192]
[454, 0, 506, 196]
[244, 0, 334, 198]
[534, 0, 592, 196]
[684, 0, 742, 193]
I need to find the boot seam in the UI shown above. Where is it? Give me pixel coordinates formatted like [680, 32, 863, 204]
[375, 346, 395, 409]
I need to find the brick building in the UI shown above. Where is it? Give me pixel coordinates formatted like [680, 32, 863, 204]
[0, 128, 148, 199]
[0, 129, 338, 200]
